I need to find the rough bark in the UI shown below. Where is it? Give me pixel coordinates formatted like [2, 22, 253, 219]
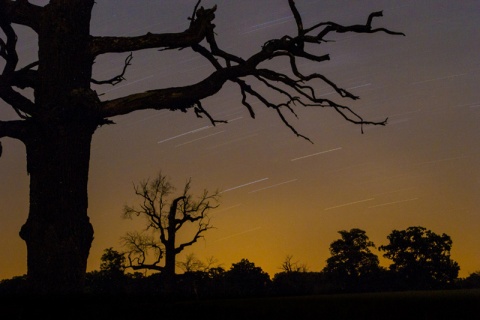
[17, 1, 98, 294]
[20, 121, 96, 294]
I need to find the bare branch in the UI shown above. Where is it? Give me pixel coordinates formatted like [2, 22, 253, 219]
[10, 61, 38, 89]
[91, 53, 133, 86]
[203, 23, 245, 67]
[274, 53, 359, 99]
[121, 231, 164, 271]
[0, 119, 27, 141]
[304, 10, 405, 39]
[194, 101, 227, 126]
[233, 76, 313, 142]
[101, 3, 403, 140]
[0, 85, 35, 117]
[189, 0, 202, 28]
[233, 79, 256, 118]
[0, 0, 43, 31]
[100, 67, 234, 117]
[0, 9, 36, 117]
[281, 254, 308, 273]
[177, 253, 204, 272]
[90, 6, 217, 56]
[191, 42, 223, 69]
[0, 19, 18, 76]
[288, 0, 303, 36]
[276, 108, 312, 143]
[175, 224, 213, 254]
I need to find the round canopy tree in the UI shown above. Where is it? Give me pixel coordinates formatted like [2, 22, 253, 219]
[225, 258, 271, 297]
[379, 226, 460, 289]
[323, 228, 381, 291]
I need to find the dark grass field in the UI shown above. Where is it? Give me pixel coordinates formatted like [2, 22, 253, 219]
[3, 289, 479, 320]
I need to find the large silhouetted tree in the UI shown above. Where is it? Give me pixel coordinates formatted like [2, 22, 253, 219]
[379, 226, 460, 289]
[122, 171, 220, 293]
[0, 0, 404, 293]
[323, 228, 381, 291]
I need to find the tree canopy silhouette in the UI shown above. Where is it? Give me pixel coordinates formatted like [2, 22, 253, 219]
[225, 258, 271, 297]
[100, 247, 126, 275]
[0, 0, 403, 293]
[379, 226, 460, 289]
[323, 228, 381, 291]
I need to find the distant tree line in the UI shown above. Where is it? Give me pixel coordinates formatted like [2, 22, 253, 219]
[1, 226, 479, 298]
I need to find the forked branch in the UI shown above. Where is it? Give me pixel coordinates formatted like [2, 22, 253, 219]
[0, 6, 36, 118]
[91, 53, 133, 86]
[0, 0, 43, 31]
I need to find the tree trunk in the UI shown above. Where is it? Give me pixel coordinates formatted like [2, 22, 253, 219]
[17, 1, 97, 294]
[163, 199, 178, 294]
[20, 122, 95, 294]
[164, 241, 176, 295]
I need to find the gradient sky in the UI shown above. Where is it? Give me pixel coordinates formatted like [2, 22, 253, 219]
[1, 0, 479, 280]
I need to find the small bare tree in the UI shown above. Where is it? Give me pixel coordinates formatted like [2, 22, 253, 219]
[281, 255, 308, 273]
[122, 172, 220, 291]
[177, 253, 221, 273]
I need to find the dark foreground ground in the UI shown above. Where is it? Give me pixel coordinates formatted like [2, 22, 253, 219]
[2, 289, 479, 320]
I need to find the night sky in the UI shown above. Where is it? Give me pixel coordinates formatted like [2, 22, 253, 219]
[1, 0, 479, 280]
